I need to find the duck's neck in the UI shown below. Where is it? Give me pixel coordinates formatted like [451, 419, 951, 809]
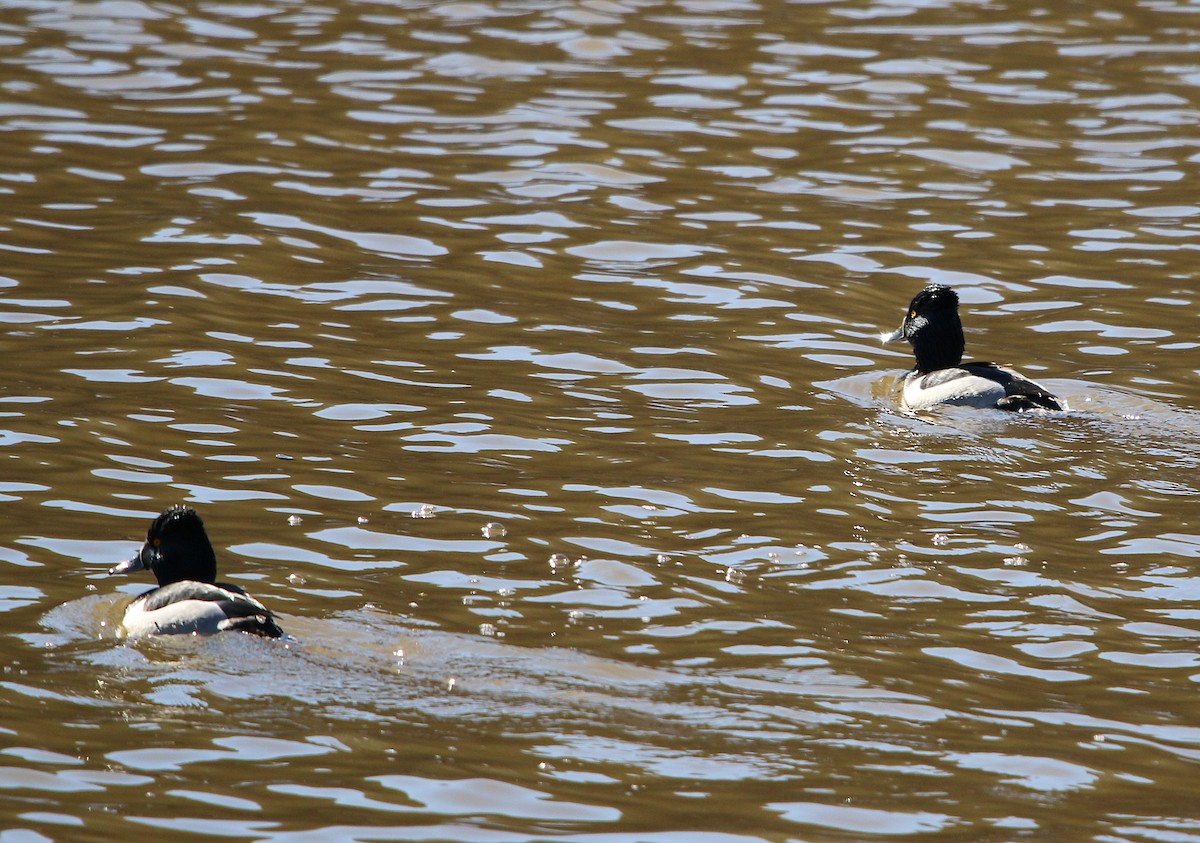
[912, 314, 965, 373]
[156, 543, 218, 585]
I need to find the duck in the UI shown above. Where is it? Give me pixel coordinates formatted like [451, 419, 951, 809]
[881, 285, 1066, 412]
[109, 505, 284, 638]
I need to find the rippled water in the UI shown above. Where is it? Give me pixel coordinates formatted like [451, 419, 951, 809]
[4, 0, 1200, 840]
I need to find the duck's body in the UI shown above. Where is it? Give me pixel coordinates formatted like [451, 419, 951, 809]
[118, 579, 282, 638]
[883, 285, 1065, 413]
[899, 361, 1060, 412]
[110, 506, 283, 639]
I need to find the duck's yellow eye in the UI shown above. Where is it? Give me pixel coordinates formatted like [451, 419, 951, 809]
[909, 309, 917, 318]
[153, 538, 161, 547]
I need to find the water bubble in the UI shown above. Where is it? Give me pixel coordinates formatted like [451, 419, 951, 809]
[287, 515, 302, 526]
[548, 553, 571, 571]
[411, 504, 436, 519]
[655, 554, 671, 565]
[497, 587, 515, 597]
[932, 533, 949, 546]
[357, 516, 369, 525]
[479, 623, 497, 637]
[725, 567, 746, 585]
[482, 522, 507, 539]
[447, 677, 457, 692]
[287, 572, 306, 585]
[1003, 556, 1027, 567]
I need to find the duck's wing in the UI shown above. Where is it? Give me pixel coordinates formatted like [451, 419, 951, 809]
[965, 362, 1065, 411]
[917, 367, 985, 389]
[138, 581, 235, 612]
[212, 581, 284, 637]
[217, 614, 284, 637]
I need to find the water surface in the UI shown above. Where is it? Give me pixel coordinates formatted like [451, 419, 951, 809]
[4, 0, 1200, 840]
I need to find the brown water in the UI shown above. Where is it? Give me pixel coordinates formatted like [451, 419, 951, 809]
[3, 0, 1200, 840]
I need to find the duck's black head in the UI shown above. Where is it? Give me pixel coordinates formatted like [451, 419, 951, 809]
[882, 284, 965, 373]
[109, 505, 218, 586]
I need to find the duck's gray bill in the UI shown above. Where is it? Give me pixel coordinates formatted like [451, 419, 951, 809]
[108, 555, 145, 576]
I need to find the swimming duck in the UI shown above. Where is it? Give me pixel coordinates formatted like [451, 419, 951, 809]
[109, 505, 284, 638]
[882, 285, 1065, 412]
